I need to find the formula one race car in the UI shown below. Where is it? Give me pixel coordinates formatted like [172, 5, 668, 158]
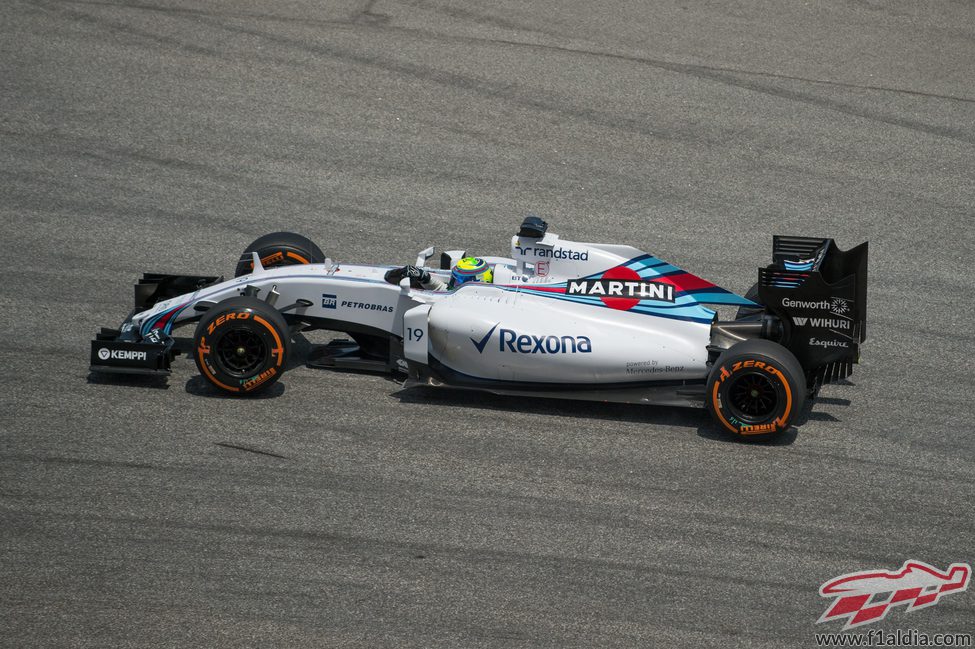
[90, 217, 867, 440]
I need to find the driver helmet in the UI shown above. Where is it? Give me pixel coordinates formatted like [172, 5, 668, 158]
[450, 257, 493, 288]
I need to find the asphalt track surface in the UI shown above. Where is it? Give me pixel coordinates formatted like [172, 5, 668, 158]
[2, 1, 974, 647]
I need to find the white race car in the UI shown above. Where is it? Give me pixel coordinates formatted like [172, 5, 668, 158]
[90, 217, 867, 440]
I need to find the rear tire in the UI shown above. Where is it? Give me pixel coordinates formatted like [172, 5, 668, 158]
[193, 296, 290, 395]
[706, 339, 806, 441]
[234, 232, 325, 278]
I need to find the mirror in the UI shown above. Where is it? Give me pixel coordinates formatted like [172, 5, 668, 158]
[415, 246, 435, 267]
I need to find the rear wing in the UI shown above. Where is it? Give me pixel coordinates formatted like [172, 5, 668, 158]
[758, 236, 868, 386]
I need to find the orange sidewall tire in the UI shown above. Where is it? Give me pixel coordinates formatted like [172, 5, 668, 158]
[193, 297, 289, 395]
[706, 340, 806, 440]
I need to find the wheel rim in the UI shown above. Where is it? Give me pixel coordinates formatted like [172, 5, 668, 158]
[727, 372, 779, 423]
[215, 328, 267, 376]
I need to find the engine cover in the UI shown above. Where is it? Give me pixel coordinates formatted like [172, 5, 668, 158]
[427, 285, 711, 385]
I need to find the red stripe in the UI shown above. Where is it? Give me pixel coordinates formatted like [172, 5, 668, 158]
[151, 305, 184, 330]
[890, 587, 922, 603]
[914, 593, 938, 606]
[825, 594, 869, 617]
[652, 272, 717, 292]
[498, 284, 566, 293]
[851, 604, 888, 625]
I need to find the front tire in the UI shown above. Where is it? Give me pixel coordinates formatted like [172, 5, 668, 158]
[234, 231, 326, 278]
[706, 339, 806, 441]
[193, 296, 290, 395]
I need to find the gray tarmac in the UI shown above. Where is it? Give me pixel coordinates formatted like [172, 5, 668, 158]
[2, 1, 974, 647]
